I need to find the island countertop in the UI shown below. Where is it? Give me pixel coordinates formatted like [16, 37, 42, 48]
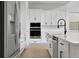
[46, 30, 79, 44]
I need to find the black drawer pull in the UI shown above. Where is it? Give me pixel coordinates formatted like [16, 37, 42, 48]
[49, 43, 51, 48]
[60, 51, 63, 58]
[60, 43, 64, 45]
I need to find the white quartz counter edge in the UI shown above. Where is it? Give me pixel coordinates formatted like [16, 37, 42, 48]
[46, 31, 79, 44]
[54, 34, 79, 45]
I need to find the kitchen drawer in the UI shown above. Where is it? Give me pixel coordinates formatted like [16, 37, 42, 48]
[58, 39, 69, 58]
[48, 38, 53, 57]
[58, 39, 68, 47]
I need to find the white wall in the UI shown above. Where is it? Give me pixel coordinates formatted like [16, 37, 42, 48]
[68, 13, 79, 22]
[20, 2, 29, 49]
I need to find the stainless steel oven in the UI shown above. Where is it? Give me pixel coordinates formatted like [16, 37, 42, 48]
[30, 23, 41, 39]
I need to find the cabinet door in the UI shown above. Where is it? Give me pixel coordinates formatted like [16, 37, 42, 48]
[44, 11, 52, 25]
[51, 10, 57, 25]
[41, 31, 47, 43]
[29, 10, 35, 22]
[29, 10, 41, 22]
[41, 11, 46, 25]
[58, 39, 69, 58]
[48, 38, 54, 57]
[41, 11, 52, 25]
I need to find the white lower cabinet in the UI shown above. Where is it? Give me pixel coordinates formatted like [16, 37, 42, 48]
[58, 39, 69, 58]
[69, 44, 79, 58]
[47, 34, 79, 58]
[47, 35, 69, 58]
[47, 37, 53, 57]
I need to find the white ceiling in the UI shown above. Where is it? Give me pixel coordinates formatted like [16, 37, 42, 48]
[28, 1, 70, 10]
[66, 1, 79, 12]
[29, 1, 69, 3]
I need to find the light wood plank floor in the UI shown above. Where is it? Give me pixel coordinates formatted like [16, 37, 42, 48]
[20, 43, 51, 58]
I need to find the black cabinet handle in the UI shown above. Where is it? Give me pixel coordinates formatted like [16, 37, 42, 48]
[15, 35, 17, 45]
[60, 51, 63, 58]
[60, 43, 64, 45]
[49, 43, 51, 48]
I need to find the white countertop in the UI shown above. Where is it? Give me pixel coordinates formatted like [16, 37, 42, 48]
[42, 28, 64, 34]
[46, 30, 79, 44]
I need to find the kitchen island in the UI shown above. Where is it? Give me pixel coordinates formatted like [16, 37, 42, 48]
[46, 30, 79, 58]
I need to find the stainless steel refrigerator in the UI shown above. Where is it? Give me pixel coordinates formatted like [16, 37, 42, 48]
[0, 1, 20, 58]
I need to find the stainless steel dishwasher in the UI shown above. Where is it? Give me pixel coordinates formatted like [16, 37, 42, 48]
[52, 36, 58, 58]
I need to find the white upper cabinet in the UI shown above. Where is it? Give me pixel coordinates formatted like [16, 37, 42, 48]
[51, 10, 57, 25]
[41, 10, 46, 25]
[29, 9, 58, 25]
[41, 10, 57, 25]
[29, 6, 68, 26]
[44, 11, 52, 25]
[29, 9, 41, 22]
[41, 11, 51, 25]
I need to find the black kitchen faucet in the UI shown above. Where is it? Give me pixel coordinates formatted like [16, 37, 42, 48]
[57, 19, 67, 35]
